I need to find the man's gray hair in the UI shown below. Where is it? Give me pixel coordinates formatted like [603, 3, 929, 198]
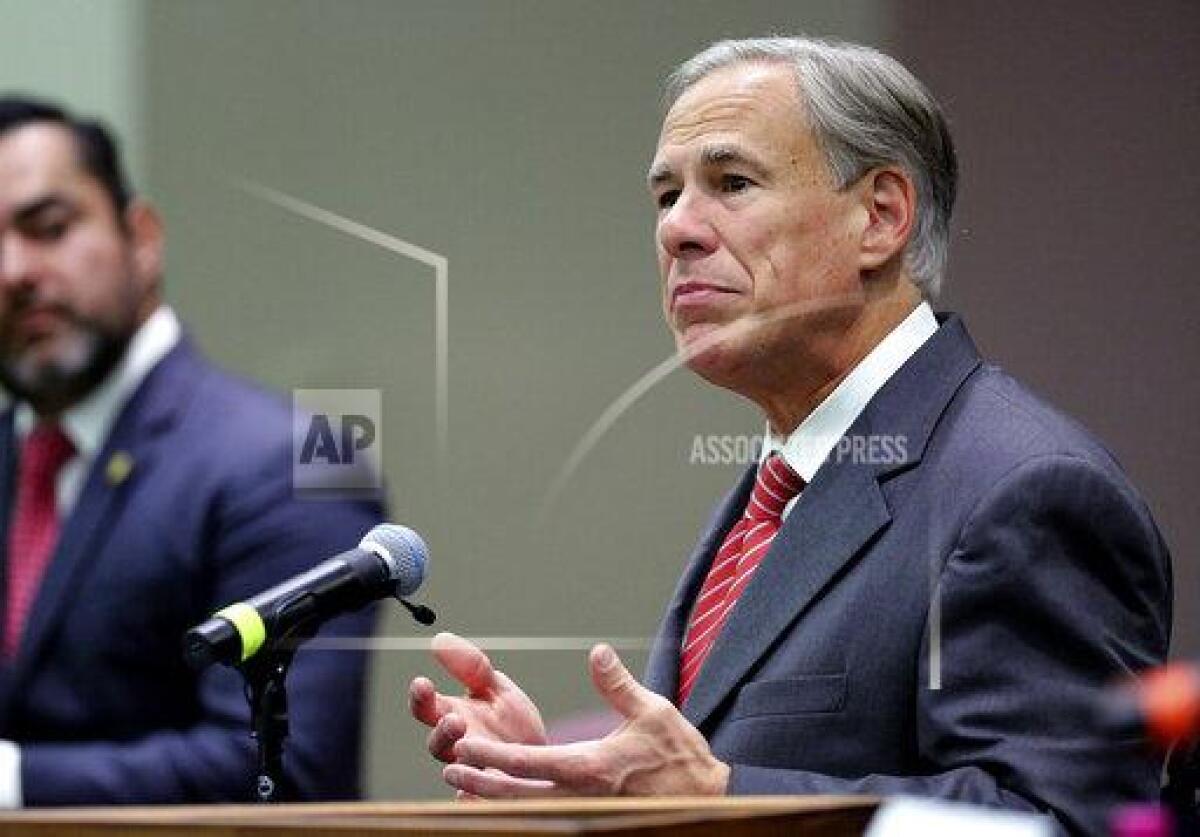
[665, 37, 957, 298]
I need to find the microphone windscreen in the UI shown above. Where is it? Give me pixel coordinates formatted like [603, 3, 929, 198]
[362, 524, 428, 596]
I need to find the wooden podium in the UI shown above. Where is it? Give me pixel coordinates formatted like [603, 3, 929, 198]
[0, 796, 878, 836]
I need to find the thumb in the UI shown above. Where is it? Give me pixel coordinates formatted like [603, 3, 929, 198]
[588, 644, 653, 719]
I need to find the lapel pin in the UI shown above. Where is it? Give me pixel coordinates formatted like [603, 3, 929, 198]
[106, 451, 135, 486]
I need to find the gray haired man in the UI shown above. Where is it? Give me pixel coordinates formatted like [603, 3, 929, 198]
[408, 37, 1171, 835]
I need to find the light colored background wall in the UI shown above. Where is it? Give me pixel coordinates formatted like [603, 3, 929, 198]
[0, 0, 145, 185]
[2, 0, 1195, 803]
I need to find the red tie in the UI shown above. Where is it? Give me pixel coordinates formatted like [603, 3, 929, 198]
[677, 453, 803, 705]
[4, 422, 75, 659]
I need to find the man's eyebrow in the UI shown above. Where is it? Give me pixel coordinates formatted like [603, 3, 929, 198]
[646, 162, 674, 190]
[11, 194, 73, 226]
[646, 144, 771, 189]
[700, 144, 769, 177]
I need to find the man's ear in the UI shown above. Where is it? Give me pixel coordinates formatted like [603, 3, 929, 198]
[123, 199, 165, 292]
[857, 167, 915, 272]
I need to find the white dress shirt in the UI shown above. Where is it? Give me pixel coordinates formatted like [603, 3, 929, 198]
[1, 305, 181, 807]
[762, 302, 939, 519]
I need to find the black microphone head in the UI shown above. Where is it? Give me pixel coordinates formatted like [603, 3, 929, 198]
[361, 524, 427, 597]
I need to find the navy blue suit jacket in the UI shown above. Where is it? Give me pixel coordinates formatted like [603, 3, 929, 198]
[645, 316, 1172, 836]
[0, 338, 384, 804]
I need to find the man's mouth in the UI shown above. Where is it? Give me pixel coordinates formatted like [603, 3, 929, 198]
[670, 281, 738, 314]
[10, 306, 67, 343]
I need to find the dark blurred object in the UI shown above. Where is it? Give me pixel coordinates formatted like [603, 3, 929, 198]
[1100, 663, 1199, 833]
[1162, 740, 1197, 836]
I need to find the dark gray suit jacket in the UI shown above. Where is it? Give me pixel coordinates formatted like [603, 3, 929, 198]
[645, 316, 1171, 836]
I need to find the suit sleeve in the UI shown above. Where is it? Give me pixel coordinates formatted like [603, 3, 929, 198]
[725, 454, 1172, 837]
[18, 458, 385, 805]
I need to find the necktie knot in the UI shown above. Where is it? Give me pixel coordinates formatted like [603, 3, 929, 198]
[745, 453, 804, 522]
[23, 422, 76, 477]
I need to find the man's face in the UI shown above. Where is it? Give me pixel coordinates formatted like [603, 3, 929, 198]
[648, 63, 866, 391]
[0, 123, 156, 413]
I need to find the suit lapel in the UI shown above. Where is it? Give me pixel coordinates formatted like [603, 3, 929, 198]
[682, 459, 890, 728]
[673, 314, 984, 729]
[6, 341, 201, 689]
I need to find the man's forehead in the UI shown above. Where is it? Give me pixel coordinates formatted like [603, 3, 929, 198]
[0, 124, 91, 215]
[0, 124, 86, 186]
[651, 64, 806, 170]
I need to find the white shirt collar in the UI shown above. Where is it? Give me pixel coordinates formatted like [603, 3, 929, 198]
[762, 301, 939, 483]
[14, 306, 182, 460]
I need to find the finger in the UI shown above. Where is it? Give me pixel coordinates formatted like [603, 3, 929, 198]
[409, 676, 449, 727]
[588, 644, 655, 719]
[491, 670, 526, 698]
[431, 632, 498, 698]
[427, 713, 467, 763]
[443, 763, 562, 799]
[454, 736, 594, 787]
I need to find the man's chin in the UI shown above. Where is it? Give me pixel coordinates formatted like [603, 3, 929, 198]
[676, 327, 750, 389]
[0, 331, 128, 413]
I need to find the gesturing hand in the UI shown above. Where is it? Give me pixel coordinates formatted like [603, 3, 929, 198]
[409, 632, 548, 764]
[442, 643, 730, 798]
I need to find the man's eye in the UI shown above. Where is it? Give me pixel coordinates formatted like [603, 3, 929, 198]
[37, 221, 69, 240]
[721, 174, 752, 193]
[656, 190, 680, 210]
[24, 217, 70, 242]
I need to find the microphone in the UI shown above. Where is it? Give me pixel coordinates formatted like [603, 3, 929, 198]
[184, 523, 429, 670]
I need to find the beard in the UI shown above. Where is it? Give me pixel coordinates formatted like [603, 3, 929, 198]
[0, 310, 135, 416]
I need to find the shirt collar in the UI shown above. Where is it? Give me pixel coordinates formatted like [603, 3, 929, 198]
[14, 306, 182, 459]
[762, 301, 939, 483]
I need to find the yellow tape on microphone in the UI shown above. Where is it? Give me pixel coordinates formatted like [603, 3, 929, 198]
[215, 603, 266, 662]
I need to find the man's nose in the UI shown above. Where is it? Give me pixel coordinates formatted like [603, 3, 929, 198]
[657, 191, 719, 261]
[0, 234, 41, 291]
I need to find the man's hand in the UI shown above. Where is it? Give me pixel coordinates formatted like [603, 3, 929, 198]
[409, 632, 548, 764]
[442, 643, 730, 797]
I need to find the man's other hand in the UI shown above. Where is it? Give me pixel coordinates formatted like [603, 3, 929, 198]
[442, 644, 730, 797]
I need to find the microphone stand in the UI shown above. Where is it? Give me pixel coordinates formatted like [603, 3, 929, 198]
[240, 621, 312, 803]
[235, 592, 437, 803]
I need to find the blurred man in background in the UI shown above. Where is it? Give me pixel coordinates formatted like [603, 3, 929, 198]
[0, 95, 382, 804]
[409, 37, 1171, 835]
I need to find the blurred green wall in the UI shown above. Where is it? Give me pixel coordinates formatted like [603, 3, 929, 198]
[0, 0, 145, 185]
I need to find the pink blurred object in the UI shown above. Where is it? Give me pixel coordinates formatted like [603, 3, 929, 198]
[1110, 804, 1175, 837]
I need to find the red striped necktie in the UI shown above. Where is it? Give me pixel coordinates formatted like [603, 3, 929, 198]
[677, 453, 804, 705]
[4, 422, 76, 659]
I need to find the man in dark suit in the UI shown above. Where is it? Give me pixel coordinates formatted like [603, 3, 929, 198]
[0, 96, 383, 804]
[406, 37, 1172, 834]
